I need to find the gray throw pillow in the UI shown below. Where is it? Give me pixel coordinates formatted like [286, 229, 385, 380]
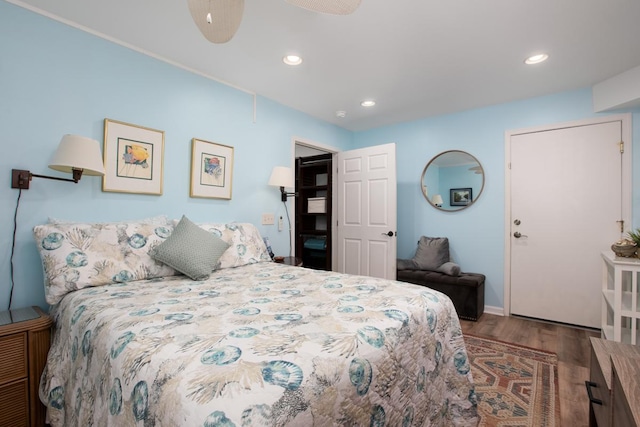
[396, 258, 419, 271]
[436, 261, 460, 276]
[413, 236, 450, 271]
[150, 215, 230, 280]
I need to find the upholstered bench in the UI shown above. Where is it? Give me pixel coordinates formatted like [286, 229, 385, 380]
[397, 236, 485, 321]
[396, 269, 485, 321]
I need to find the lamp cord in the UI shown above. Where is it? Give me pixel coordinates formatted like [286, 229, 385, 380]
[283, 200, 292, 257]
[8, 188, 22, 311]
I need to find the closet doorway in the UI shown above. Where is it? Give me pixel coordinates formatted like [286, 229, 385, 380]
[292, 141, 397, 278]
[295, 153, 332, 270]
[294, 142, 336, 271]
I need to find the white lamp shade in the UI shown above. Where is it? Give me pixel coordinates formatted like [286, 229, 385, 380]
[268, 166, 294, 188]
[49, 134, 105, 176]
[432, 194, 444, 205]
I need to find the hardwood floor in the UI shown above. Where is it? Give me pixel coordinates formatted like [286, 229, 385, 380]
[460, 313, 600, 427]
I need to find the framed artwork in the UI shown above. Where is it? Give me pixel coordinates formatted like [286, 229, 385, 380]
[102, 119, 165, 195]
[450, 188, 472, 206]
[190, 138, 234, 199]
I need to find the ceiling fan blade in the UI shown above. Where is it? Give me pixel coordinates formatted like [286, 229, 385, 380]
[187, 0, 245, 44]
[285, 0, 361, 15]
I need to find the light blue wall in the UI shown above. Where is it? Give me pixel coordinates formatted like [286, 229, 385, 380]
[3, 1, 639, 314]
[0, 2, 352, 310]
[353, 90, 640, 309]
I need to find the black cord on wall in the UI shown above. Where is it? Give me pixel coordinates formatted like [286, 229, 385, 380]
[8, 188, 22, 311]
[283, 200, 292, 257]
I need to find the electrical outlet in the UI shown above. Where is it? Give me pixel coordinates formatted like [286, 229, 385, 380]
[261, 213, 275, 225]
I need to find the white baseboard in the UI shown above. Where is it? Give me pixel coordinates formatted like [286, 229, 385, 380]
[483, 305, 504, 316]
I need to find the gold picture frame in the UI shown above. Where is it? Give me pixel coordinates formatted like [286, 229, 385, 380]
[102, 119, 165, 195]
[190, 138, 234, 199]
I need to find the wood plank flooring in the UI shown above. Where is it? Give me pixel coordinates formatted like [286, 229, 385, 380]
[460, 314, 600, 427]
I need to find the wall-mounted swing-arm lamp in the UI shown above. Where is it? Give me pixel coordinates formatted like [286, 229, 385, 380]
[268, 166, 297, 201]
[11, 134, 105, 189]
[7, 134, 105, 311]
[268, 165, 297, 257]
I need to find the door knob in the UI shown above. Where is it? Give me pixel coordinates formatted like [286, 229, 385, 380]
[513, 231, 528, 238]
[382, 231, 394, 237]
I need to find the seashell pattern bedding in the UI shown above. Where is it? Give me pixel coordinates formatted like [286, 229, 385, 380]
[40, 262, 478, 426]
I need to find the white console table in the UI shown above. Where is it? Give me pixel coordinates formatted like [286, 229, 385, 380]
[601, 251, 640, 344]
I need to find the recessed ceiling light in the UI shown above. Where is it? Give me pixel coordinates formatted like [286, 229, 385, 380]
[283, 55, 302, 66]
[335, 110, 347, 118]
[360, 100, 376, 107]
[524, 53, 549, 65]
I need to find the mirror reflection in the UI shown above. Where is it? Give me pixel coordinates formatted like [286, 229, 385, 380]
[421, 150, 484, 211]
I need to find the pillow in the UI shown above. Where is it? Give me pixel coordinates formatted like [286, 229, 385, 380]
[412, 236, 450, 271]
[173, 220, 272, 269]
[150, 216, 230, 280]
[33, 217, 177, 305]
[436, 261, 461, 277]
[396, 258, 418, 271]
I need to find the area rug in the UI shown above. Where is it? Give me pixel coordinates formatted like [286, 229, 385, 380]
[463, 334, 560, 427]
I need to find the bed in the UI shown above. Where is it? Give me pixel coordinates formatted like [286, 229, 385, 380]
[33, 216, 478, 426]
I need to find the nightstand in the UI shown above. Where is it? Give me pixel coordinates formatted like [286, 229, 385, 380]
[587, 337, 640, 427]
[611, 354, 640, 427]
[275, 256, 303, 267]
[0, 306, 52, 427]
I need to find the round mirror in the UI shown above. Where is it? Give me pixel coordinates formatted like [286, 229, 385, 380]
[421, 150, 485, 211]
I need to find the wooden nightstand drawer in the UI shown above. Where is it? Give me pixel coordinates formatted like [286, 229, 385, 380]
[0, 378, 29, 426]
[0, 332, 27, 385]
[611, 355, 640, 427]
[589, 345, 611, 427]
[0, 306, 52, 427]
[589, 337, 640, 427]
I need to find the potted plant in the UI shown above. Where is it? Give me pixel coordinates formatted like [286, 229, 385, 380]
[628, 229, 640, 246]
[614, 229, 640, 257]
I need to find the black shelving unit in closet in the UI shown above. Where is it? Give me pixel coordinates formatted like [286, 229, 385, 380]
[295, 153, 332, 270]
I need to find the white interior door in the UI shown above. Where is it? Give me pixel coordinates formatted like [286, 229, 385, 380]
[337, 143, 397, 279]
[508, 118, 628, 328]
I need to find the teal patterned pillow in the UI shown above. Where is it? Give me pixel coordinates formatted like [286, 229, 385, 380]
[151, 216, 230, 280]
[211, 222, 271, 268]
[33, 217, 176, 305]
[174, 220, 272, 269]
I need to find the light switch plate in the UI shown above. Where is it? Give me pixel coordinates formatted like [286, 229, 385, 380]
[261, 213, 275, 225]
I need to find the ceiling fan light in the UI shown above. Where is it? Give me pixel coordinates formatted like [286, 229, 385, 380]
[283, 55, 303, 66]
[188, 0, 245, 44]
[285, 0, 362, 15]
[524, 53, 549, 65]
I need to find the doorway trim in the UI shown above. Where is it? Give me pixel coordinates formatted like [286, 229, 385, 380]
[503, 113, 632, 317]
[291, 136, 339, 269]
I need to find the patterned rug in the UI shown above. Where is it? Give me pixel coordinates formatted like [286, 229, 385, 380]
[464, 334, 560, 427]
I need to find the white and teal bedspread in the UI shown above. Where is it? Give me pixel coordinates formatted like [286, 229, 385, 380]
[40, 263, 478, 426]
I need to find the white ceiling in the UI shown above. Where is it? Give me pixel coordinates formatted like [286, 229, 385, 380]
[9, 0, 640, 131]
